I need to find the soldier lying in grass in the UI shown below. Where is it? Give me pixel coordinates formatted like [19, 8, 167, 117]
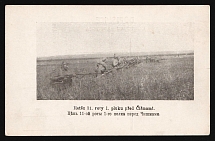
[50, 61, 76, 83]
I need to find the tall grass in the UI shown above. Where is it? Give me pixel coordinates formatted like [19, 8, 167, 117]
[37, 56, 194, 100]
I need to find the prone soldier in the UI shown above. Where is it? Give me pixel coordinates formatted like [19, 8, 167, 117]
[96, 58, 107, 75]
[50, 61, 75, 84]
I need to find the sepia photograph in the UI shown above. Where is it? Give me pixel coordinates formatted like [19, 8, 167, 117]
[6, 5, 209, 135]
[37, 22, 194, 100]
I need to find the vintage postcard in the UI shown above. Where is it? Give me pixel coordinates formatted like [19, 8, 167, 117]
[5, 5, 210, 135]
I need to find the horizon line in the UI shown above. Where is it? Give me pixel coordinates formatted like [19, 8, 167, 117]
[37, 50, 194, 59]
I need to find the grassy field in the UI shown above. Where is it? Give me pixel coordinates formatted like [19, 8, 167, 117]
[37, 55, 194, 100]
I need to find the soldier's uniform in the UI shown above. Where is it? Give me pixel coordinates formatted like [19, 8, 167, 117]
[50, 61, 70, 78]
[58, 61, 69, 77]
[112, 56, 119, 68]
[97, 58, 107, 75]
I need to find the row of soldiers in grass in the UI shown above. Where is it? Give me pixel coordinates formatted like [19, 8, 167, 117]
[51, 54, 141, 80]
[96, 54, 142, 75]
[96, 54, 125, 75]
[50, 54, 160, 83]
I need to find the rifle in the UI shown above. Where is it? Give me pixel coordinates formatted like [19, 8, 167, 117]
[50, 69, 112, 84]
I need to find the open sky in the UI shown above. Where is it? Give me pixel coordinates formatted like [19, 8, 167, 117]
[37, 22, 194, 57]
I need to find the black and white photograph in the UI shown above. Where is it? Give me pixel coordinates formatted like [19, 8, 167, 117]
[37, 22, 194, 100]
